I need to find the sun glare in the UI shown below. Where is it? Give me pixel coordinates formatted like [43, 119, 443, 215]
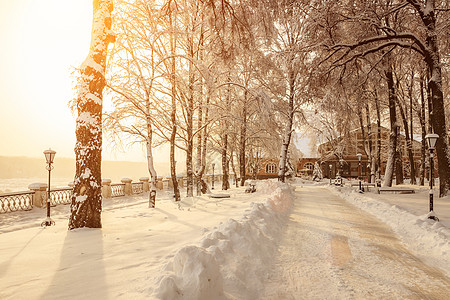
[0, 1, 92, 158]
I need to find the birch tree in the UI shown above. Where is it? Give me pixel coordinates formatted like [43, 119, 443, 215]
[105, 0, 161, 207]
[69, 0, 115, 229]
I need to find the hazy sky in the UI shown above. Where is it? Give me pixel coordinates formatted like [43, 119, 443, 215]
[0, 0, 149, 162]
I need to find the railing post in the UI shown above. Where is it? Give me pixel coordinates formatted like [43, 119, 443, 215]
[140, 177, 150, 192]
[121, 178, 133, 195]
[156, 177, 163, 190]
[28, 183, 48, 208]
[102, 179, 112, 198]
[162, 178, 170, 190]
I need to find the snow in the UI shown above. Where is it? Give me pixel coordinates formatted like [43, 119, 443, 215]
[0, 179, 449, 299]
[75, 195, 88, 203]
[82, 168, 92, 179]
[76, 111, 98, 127]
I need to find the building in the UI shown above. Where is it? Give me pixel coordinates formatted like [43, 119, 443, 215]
[298, 125, 423, 179]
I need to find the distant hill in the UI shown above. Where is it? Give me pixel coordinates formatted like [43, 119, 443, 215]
[0, 156, 180, 182]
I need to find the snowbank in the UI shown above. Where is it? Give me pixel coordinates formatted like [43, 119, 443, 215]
[329, 186, 450, 277]
[153, 182, 294, 300]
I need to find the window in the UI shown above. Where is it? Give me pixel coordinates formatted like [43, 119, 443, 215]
[303, 162, 314, 170]
[266, 163, 277, 174]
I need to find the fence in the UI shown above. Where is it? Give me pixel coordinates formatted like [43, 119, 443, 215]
[111, 184, 126, 197]
[0, 191, 34, 213]
[0, 173, 234, 214]
[50, 188, 73, 206]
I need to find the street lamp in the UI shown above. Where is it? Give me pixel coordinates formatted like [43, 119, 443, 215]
[41, 149, 56, 227]
[329, 164, 332, 185]
[212, 163, 215, 190]
[425, 133, 439, 221]
[357, 153, 362, 193]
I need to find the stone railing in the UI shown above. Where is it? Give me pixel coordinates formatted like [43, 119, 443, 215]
[0, 173, 236, 214]
[0, 191, 34, 213]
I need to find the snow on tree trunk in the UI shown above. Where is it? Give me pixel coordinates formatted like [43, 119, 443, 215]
[278, 68, 295, 183]
[383, 63, 398, 188]
[69, 0, 115, 229]
[195, 82, 204, 196]
[186, 23, 195, 198]
[146, 127, 157, 208]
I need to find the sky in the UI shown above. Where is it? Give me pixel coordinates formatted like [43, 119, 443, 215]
[0, 0, 147, 162]
[0, 0, 314, 165]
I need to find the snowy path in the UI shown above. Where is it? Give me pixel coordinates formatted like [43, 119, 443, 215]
[262, 185, 450, 299]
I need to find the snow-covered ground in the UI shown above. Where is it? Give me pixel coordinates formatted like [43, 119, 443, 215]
[0, 179, 448, 299]
[0, 180, 293, 299]
[326, 181, 450, 278]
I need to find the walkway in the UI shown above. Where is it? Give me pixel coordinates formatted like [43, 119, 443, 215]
[261, 185, 450, 299]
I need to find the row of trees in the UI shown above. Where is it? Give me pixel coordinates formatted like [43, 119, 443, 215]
[68, 0, 449, 229]
[304, 0, 449, 194]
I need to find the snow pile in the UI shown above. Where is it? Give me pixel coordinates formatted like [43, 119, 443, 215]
[330, 187, 450, 276]
[154, 183, 294, 299]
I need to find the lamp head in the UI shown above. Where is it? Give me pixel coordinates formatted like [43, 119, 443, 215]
[425, 133, 439, 151]
[356, 153, 362, 162]
[43, 149, 56, 164]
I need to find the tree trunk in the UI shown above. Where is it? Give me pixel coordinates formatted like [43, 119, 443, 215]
[222, 133, 230, 190]
[383, 62, 398, 187]
[201, 88, 210, 192]
[419, 76, 427, 186]
[357, 103, 369, 182]
[397, 98, 414, 185]
[186, 30, 195, 198]
[365, 102, 375, 183]
[375, 89, 382, 182]
[395, 146, 404, 185]
[69, 0, 115, 230]
[239, 91, 248, 186]
[146, 136, 157, 208]
[412, 0, 450, 196]
[409, 72, 416, 184]
[169, 11, 180, 202]
[278, 66, 295, 182]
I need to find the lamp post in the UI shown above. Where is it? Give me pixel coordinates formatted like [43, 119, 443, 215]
[41, 149, 56, 227]
[212, 163, 215, 190]
[329, 164, 332, 185]
[357, 153, 362, 193]
[425, 133, 439, 221]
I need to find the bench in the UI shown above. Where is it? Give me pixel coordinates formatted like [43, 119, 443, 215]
[349, 182, 375, 192]
[377, 187, 415, 194]
[350, 183, 376, 187]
